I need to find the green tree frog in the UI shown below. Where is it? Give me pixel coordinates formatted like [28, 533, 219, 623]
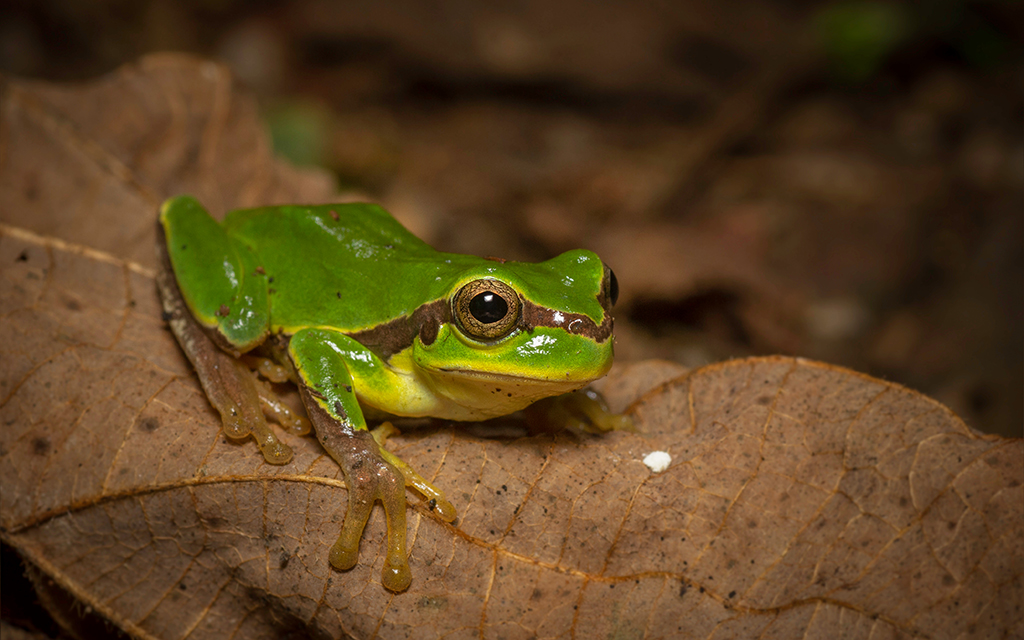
[156, 195, 621, 591]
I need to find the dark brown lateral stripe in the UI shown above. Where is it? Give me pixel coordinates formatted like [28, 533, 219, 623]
[520, 300, 613, 343]
[348, 299, 450, 360]
[348, 294, 612, 362]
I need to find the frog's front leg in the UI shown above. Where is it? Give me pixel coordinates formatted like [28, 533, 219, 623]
[288, 328, 416, 592]
[524, 388, 634, 434]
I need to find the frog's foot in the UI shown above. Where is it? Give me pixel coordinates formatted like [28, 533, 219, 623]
[370, 422, 457, 523]
[157, 270, 294, 464]
[525, 388, 634, 434]
[251, 374, 311, 436]
[307, 412, 412, 591]
[211, 355, 295, 464]
[241, 354, 293, 383]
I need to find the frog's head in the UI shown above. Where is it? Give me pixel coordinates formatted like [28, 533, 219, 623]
[412, 249, 619, 417]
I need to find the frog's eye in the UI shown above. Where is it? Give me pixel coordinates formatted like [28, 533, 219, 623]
[453, 279, 520, 340]
[602, 264, 619, 307]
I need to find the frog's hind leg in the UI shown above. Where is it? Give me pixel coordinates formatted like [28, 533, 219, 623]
[157, 199, 295, 464]
[157, 196, 270, 351]
[156, 242, 293, 465]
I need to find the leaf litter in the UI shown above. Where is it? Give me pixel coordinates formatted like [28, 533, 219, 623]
[0, 54, 1021, 640]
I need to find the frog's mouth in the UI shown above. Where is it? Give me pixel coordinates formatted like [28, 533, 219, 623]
[431, 366, 599, 388]
[424, 366, 595, 418]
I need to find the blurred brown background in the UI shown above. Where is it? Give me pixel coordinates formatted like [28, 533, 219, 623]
[2, 0, 1021, 437]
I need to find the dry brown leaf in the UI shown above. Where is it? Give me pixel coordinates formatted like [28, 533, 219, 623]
[2, 55, 1022, 640]
[0, 621, 53, 640]
[0, 53, 335, 268]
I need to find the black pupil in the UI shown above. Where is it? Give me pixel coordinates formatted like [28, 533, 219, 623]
[609, 269, 619, 306]
[469, 291, 508, 324]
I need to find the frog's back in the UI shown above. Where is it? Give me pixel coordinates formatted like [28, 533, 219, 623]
[224, 203, 464, 332]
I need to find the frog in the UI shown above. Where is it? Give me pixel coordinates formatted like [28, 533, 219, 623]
[155, 195, 622, 592]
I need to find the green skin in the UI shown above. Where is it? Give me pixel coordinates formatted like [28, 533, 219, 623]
[156, 195, 617, 591]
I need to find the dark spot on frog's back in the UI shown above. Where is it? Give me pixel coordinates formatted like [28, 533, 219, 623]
[31, 436, 50, 455]
[64, 297, 82, 311]
[140, 417, 160, 433]
[16, 250, 29, 262]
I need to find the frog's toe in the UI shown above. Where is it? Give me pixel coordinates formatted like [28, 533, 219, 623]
[526, 388, 634, 434]
[329, 464, 375, 571]
[220, 409, 252, 439]
[278, 414, 311, 436]
[329, 522, 413, 593]
[426, 495, 458, 523]
[382, 555, 412, 592]
[242, 355, 292, 384]
[333, 533, 413, 592]
[329, 533, 360, 571]
[252, 375, 312, 436]
[374, 460, 413, 591]
[255, 433, 294, 464]
[331, 441, 412, 591]
[372, 424, 458, 524]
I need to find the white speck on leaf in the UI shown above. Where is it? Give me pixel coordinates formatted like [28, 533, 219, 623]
[643, 451, 671, 473]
